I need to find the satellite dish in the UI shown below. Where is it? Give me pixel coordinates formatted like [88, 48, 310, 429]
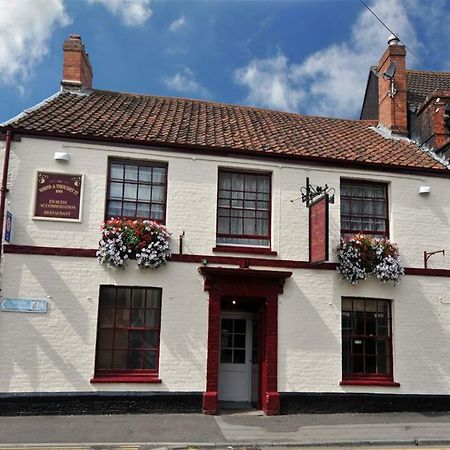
[383, 62, 396, 80]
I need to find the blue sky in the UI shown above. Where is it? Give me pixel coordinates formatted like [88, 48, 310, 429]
[1, 0, 449, 123]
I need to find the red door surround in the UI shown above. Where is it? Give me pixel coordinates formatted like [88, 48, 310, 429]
[199, 266, 292, 415]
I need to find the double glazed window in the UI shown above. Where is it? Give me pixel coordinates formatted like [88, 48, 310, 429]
[106, 160, 167, 222]
[95, 286, 162, 379]
[217, 170, 271, 247]
[342, 297, 393, 381]
[340, 180, 388, 238]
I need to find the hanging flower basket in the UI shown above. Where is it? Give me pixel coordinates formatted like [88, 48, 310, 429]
[336, 234, 404, 285]
[96, 218, 171, 269]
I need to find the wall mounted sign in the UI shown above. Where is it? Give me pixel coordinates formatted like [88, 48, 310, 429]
[0, 298, 48, 314]
[34, 172, 83, 222]
[4, 211, 12, 242]
[309, 194, 329, 264]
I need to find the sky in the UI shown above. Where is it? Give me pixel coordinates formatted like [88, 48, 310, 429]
[1, 0, 449, 124]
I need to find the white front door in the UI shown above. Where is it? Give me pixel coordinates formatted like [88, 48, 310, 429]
[218, 313, 253, 402]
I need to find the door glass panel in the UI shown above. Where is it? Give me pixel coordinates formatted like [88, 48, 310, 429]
[220, 318, 247, 364]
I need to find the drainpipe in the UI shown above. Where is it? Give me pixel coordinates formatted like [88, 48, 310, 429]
[0, 130, 13, 252]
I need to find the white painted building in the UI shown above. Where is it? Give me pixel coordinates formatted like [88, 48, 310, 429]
[1, 35, 450, 415]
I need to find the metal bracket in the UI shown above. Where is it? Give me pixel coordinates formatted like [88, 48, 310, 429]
[296, 177, 335, 207]
[424, 249, 445, 269]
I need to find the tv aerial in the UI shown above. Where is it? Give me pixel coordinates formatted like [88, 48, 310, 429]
[383, 61, 397, 98]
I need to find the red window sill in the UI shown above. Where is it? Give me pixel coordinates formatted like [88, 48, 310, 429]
[213, 245, 277, 256]
[340, 379, 400, 387]
[90, 376, 162, 384]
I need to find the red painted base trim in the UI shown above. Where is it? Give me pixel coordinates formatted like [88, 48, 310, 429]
[263, 391, 280, 415]
[202, 391, 218, 414]
[4, 244, 96, 257]
[340, 380, 400, 387]
[213, 245, 277, 256]
[90, 376, 162, 384]
[5, 244, 450, 278]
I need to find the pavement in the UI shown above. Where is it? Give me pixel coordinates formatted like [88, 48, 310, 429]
[1, 411, 450, 449]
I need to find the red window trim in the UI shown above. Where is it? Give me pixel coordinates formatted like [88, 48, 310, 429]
[90, 376, 162, 384]
[342, 297, 394, 381]
[94, 285, 162, 378]
[216, 168, 272, 247]
[212, 245, 277, 256]
[340, 179, 389, 238]
[105, 158, 168, 224]
[340, 379, 400, 387]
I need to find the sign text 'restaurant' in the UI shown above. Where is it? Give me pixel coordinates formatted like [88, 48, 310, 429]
[34, 172, 83, 221]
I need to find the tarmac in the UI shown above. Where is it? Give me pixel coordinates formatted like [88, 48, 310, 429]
[1, 410, 450, 449]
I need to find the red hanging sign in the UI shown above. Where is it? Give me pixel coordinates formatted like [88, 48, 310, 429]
[309, 194, 329, 263]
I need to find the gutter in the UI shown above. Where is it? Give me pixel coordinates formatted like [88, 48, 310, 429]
[0, 129, 13, 254]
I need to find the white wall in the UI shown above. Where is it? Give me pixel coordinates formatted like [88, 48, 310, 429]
[1, 136, 450, 394]
[5, 137, 450, 267]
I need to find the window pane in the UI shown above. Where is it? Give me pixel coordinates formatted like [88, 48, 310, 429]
[139, 166, 152, 182]
[153, 168, 166, 184]
[217, 171, 271, 246]
[234, 349, 245, 364]
[130, 309, 145, 327]
[128, 350, 142, 369]
[145, 309, 159, 328]
[124, 183, 137, 200]
[97, 329, 114, 347]
[144, 330, 159, 349]
[152, 186, 164, 202]
[340, 181, 387, 237]
[110, 164, 123, 179]
[107, 161, 166, 222]
[112, 350, 128, 369]
[96, 350, 112, 369]
[138, 185, 151, 201]
[114, 330, 128, 348]
[117, 289, 131, 307]
[144, 351, 157, 369]
[107, 201, 122, 217]
[123, 202, 136, 217]
[125, 165, 138, 181]
[341, 297, 392, 379]
[96, 287, 162, 376]
[98, 308, 114, 327]
[221, 349, 232, 363]
[110, 182, 123, 198]
[136, 203, 150, 218]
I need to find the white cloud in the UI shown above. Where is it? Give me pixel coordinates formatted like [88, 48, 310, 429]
[88, 0, 152, 27]
[0, 0, 70, 91]
[163, 67, 209, 97]
[234, 54, 304, 112]
[234, 0, 420, 118]
[169, 15, 186, 32]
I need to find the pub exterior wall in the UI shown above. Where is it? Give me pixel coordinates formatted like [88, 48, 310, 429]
[1, 136, 450, 399]
[4, 137, 450, 268]
[2, 254, 450, 395]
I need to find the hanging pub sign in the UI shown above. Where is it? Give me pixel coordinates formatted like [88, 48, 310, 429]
[34, 172, 83, 222]
[309, 194, 329, 264]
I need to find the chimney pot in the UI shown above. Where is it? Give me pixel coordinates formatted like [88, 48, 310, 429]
[388, 34, 400, 46]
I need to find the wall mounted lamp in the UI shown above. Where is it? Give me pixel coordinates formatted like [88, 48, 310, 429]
[54, 152, 70, 162]
[419, 186, 431, 195]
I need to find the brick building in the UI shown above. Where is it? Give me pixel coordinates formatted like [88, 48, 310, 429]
[1, 35, 450, 415]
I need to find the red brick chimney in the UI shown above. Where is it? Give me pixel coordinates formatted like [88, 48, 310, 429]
[61, 35, 93, 90]
[377, 35, 407, 135]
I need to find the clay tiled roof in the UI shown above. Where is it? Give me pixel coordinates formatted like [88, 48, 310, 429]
[2, 89, 447, 171]
[407, 69, 450, 106]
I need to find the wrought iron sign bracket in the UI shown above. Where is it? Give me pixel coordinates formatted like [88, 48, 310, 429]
[299, 177, 335, 207]
[424, 249, 445, 269]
